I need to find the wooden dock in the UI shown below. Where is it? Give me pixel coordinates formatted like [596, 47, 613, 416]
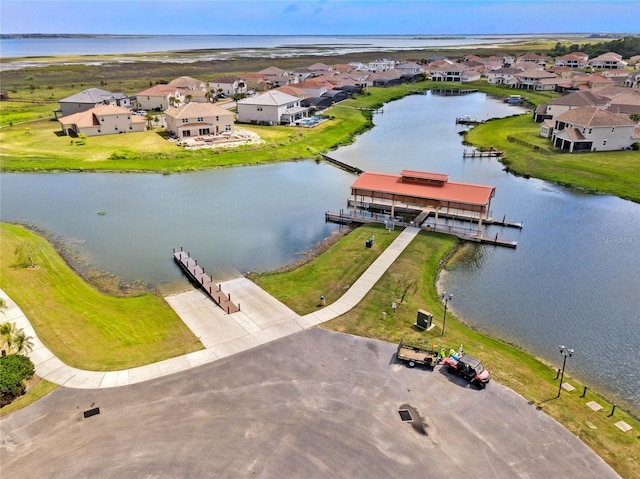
[463, 149, 503, 158]
[321, 154, 364, 175]
[456, 117, 485, 125]
[173, 248, 240, 314]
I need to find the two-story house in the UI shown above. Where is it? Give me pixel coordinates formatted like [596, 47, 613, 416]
[58, 104, 146, 137]
[554, 53, 589, 69]
[136, 84, 183, 111]
[57, 88, 132, 117]
[164, 102, 234, 138]
[589, 52, 628, 70]
[236, 90, 308, 125]
[551, 106, 638, 152]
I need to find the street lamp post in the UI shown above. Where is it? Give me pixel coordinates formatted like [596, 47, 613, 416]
[557, 345, 574, 398]
[441, 292, 453, 336]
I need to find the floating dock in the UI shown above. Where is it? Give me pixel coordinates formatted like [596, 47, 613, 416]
[173, 248, 240, 314]
[456, 116, 485, 125]
[463, 149, 503, 158]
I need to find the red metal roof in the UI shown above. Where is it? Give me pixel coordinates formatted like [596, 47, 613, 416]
[351, 171, 495, 206]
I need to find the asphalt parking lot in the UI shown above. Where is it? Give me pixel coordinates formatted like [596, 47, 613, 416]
[0, 329, 619, 478]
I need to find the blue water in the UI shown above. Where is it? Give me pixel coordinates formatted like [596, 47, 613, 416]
[1, 88, 638, 411]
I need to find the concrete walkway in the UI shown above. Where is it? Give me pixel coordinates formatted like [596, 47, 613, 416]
[1, 227, 420, 389]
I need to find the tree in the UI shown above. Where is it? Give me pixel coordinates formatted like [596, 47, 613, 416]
[0, 354, 35, 407]
[1, 322, 34, 356]
[168, 95, 179, 108]
[205, 89, 215, 103]
[394, 274, 417, 304]
[185, 94, 193, 104]
[629, 113, 640, 124]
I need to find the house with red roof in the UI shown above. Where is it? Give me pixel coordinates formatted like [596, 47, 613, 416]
[136, 84, 183, 111]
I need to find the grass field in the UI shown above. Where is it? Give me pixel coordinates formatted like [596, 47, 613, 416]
[0, 223, 203, 370]
[252, 224, 640, 479]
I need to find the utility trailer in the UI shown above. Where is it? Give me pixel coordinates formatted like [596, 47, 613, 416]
[396, 339, 441, 368]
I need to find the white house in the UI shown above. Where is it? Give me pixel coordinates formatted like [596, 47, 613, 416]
[589, 52, 628, 70]
[486, 67, 524, 85]
[164, 102, 234, 139]
[513, 70, 559, 90]
[58, 104, 146, 137]
[236, 90, 309, 125]
[554, 53, 589, 69]
[208, 76, 248, 97]
[551, 106, 638, 152]
[395, 62, 424, 75]
[368, 59, 395, 72]
[136, 84, 183, 111]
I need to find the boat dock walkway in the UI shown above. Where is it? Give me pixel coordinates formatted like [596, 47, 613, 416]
[463, 149, 503, 158]
[321, 154, 364, 175]
[173, 248, 240, 314]
[4, 227, 422, 389]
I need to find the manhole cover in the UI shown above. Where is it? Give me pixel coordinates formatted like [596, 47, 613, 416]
[398, 409, 413, 422]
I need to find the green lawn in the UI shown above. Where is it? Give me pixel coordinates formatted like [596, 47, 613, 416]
[464, 113, 640, 202]
[0, 223, 202, 370]
[252, 224, 640, 479]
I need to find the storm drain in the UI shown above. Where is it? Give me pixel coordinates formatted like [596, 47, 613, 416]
[398, 409, 413, 422]
[83, 407, 100, 419]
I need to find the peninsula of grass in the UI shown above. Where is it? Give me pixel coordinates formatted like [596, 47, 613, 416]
[0, 223, 202, 370]
[251, 224, 640, 479]
[463, 112, 640, 203]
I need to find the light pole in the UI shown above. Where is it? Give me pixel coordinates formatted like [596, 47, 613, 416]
[441, 292, 453, 336]
[557, 345, 574, 398]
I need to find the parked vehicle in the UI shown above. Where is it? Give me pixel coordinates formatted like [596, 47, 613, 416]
[396, 339, 441, 369]
[443, 353, 490, 388]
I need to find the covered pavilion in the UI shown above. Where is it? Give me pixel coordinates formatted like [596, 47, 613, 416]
[349, 170, 496, 235]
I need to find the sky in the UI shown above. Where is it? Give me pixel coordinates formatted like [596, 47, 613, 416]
[1, 0, 638, 36]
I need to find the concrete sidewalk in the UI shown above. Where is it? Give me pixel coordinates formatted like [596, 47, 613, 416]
[1, 227, 420, 389]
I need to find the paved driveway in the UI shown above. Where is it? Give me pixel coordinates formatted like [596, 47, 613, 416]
[0, 329, 618, 478]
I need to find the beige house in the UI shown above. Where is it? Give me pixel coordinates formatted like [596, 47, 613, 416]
[58, 104, 146, 137]
[589, 52, 628, 70]
[136, 84, 183, 111]
[551, 106, 638, 152]
[164, 102, 234, 138]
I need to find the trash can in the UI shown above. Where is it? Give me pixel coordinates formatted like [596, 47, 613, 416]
[319, 296, 326, 306]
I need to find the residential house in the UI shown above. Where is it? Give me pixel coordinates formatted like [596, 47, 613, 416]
[273, 85, 306, 100]
[57, 88, 132, 117]
[58, 104, 146, 137]
[168, 76, 207, 91]
[629, 55, 640, 68]
[570, 73, 613, 90]
[208, 76, 247, 97]
[368, 59, 395, 72]
[515, 53, 547, 68]
[624, 71, 640, 89]
[136, 84, 183, 111]
[294, 78, 333, 98]
[486, 67, 523, 86]
[461, 70, 482, 82]
[513, 70, 559, 90]
[589, 52, 628, 70]
[551, 106, 638, 152]
[236, 90, 308, 125]
[258, 66, 292, 87]
[428, 62, 466, 82]
[164, 102, 234, 139]
[395, 62, 424, 75]
[554, 53, 589, 69]
[535, 90, 609, 122]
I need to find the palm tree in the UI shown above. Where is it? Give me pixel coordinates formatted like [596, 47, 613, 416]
[185, 94, 193, 104]
[0, 322, 34, 356]
[168, 95, 179, 108]
[205, 89, 215, 103]
[13, 330, 34, 355]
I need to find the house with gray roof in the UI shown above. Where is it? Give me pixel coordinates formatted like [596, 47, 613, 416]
[57, 88, 132, 118]
[236, 90, 308, 125]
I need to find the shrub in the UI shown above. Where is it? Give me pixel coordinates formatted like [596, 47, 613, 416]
[0, 354, 35, 407]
